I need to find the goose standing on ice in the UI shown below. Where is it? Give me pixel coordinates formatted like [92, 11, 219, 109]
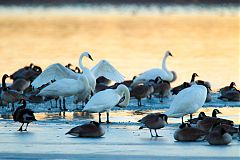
[131, 51, 176, 86]
[138, 113, 168, 137]
[13, 99, 37, 131]
[1, 74, 26, 111]
[165, 84, 207, 123]
[82, 84, 130, 123]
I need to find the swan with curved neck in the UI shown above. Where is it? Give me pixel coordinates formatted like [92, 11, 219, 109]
[79, 52, 95, 91]
[83, 84, 130, 123]
[132, 51, 176, 86]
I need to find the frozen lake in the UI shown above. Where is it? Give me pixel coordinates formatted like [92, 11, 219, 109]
[0, 116, 239, 159]
[0, 93, 239, 159]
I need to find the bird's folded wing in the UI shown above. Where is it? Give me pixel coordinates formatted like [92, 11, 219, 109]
[91, 60, 124, 83]
[31, 63, 78, 88]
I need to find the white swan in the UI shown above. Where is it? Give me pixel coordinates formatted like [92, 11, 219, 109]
[131, 51, 176, 86]
[32, 52, 124, 92]
[165, 84, 207, 123]
[82, 84, 130, 123]
[38, 75, 91, 111]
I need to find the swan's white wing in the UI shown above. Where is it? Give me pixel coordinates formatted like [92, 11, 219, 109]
[83, 89, 121, 113]
[91, 60, 124, 83]
[32, 63, 79, 88]
[165, 85, 207, 117]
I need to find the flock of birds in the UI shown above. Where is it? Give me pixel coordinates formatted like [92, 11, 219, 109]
[0, 51, 239, 146]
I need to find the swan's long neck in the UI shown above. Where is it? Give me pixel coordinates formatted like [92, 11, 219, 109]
[79, 54, 88, 71]
[162, 54, 170, 73]
[117, 86, 130, 107]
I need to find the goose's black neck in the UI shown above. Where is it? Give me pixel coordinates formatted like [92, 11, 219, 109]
[190, 73, 197, 83]
[2, 74, 8, 91]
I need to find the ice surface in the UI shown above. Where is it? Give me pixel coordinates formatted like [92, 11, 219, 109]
[0, 92, 239, 159]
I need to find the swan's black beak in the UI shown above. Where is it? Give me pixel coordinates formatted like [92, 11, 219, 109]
[169, 52, 173, 57]
[88, 54, 94, 61]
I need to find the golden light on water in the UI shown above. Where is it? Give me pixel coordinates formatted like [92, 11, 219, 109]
[0, 12, 239, 89]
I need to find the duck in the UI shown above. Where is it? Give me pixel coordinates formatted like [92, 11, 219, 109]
[174, 123, 208, 141]
[218, 90, 240, 102]
[131, 51, 176, 87]
[83, 84, 130, 123]
[65, 121, 105, 137]
[1, 74, 26, 111]
[219, 82, 237, 95]
[165, 84, 207, 123]
[31, 52, 124, 94]
[138, 113, 168, 137]
[13, 99, 37, 131]
[38, 75, 91, 111]
[130, 83, 154, 106]
[206, 123, 232, 145]
[152, 76, 171, 102]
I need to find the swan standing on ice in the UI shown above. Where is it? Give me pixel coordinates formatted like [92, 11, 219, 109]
[38, 75, 91, 111]
[32, 52, 124, 107]
[131, 51, 176, 86]
[82, 84, 130, 123]
[165, 84, 207, 123]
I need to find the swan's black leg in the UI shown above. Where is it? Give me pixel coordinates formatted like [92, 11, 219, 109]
[106, 112, 110, 124]
[99, 113, 102, 123]
[23, 123, 29, 131]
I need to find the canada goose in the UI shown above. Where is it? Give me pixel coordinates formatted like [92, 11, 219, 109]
[174, 123, 208, 141]
[74, 67, 81, 73]
[187, 112, 207, 124]
[165, 84, 207, 123]
[11, 64, 41, 82]
[130, 83, 154, 106]
[152, 76, 171, 102]
[213, 123, 239, 138]
[197, 113, 234, 132]
[171, 73, 198, 95]
[13, 99, 37, 131]
[138, 113, 168, 137]
[219, 82, 237, 95]
[132, 51, 176, 86]
[10, 63, 34, 80]
[65, 121, 105, 137]
[83, 84, 130, 123]
[1, 74, 26, 111]
[109, 76, 137, 90]
[218, 90, 240, 102]
[96, 76, 112, 85]
[171, 82, 191, 95]
[9, 78, 31, 92]
[206, 124, 232, 145]
[187, 109, 221, 124]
